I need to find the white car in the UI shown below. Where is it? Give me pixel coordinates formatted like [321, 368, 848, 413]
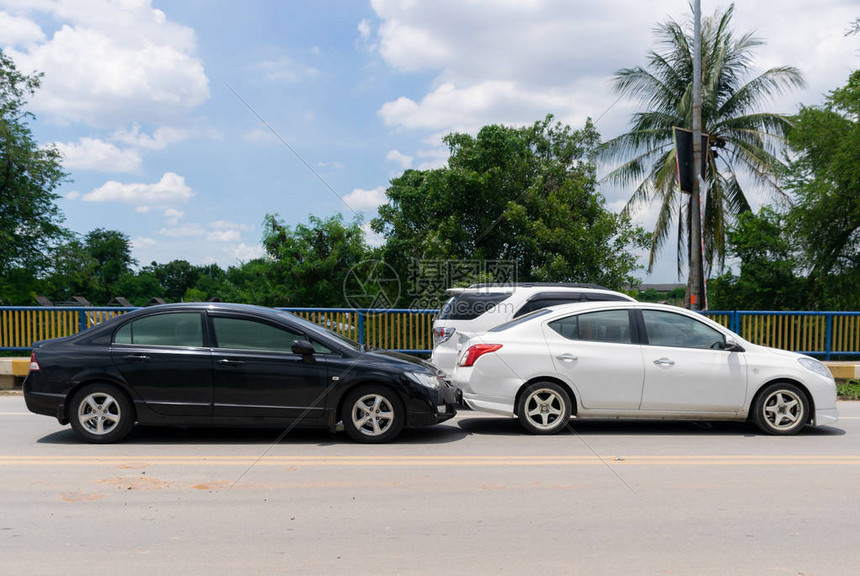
[452, 301, 838, 435]
[431, 283, 635, 378]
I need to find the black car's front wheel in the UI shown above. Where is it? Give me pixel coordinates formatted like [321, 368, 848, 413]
[69, 383, 134, 443]
[341, 385, 405, 443]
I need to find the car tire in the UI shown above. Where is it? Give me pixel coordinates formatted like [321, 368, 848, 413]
[69, 383, 134, 443]
[751, 382, 810, 435]
[341, 385, 405, 444]
[516, 382, 571, 435]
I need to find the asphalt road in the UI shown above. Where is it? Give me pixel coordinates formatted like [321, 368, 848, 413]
[1, 395, 858, 575]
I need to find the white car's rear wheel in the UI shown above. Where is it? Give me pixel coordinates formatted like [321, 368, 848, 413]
[517, 382, 571, 434]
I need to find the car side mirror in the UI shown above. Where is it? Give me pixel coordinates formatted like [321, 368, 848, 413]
[723, 337, 744, 352]
[291, 340, 315, 356]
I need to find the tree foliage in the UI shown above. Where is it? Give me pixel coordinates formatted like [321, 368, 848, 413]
[601, 4, 804, 276]
[709, 70, 860, 311]
[0, 49, 69, 275]
[372, 116, 647, 304]
[262, 213, 375, 306]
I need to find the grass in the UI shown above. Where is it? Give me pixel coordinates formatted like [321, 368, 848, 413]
[837, 379, 860, 400]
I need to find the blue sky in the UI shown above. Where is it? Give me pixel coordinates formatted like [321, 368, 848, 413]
[1, 0, 857, 283]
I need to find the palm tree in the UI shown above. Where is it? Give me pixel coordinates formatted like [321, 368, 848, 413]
[600, 4, 804, 276]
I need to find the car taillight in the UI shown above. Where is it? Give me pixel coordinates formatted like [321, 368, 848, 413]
[29, 352, 40, 372]
[458, 344, 502, 367]
[433, 327, 455, 345]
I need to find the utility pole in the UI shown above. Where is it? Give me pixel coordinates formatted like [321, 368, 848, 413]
[688, 0, 705, 310]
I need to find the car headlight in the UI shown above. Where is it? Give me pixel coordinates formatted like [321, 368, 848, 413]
[408, 372, 444, 389]
[798, 357, 833, 379]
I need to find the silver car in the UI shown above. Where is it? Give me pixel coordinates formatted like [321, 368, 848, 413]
[452, 301, 838, 435]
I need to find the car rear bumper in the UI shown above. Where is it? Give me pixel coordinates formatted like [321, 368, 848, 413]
[24, 389, 66, 422]
[462, 392, 514, 417]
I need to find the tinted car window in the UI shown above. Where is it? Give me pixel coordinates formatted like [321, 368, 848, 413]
[514, 297, 582, 318]
[642, 310, 725, 349]
[490, 309, 552, 332]
[549, 310, 632, 344]
[438, 292, 511, 320]
[213, 317, 304, 352]
[114, 313, 203, 347]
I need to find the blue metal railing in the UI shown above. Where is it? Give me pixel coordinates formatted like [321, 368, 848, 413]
[1, 306, 857, 358]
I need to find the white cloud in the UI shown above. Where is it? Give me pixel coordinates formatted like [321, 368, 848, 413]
[0, 11, 45, 46]
[357, 18, 372, 41]
[361, 222, 385, 248]
[242, 128, 272, 143]
[112, 124, 190, 150]
[131, 236, 156, 249]
[83, 172, 194, 207]
[229, 243, 265, 262]
[343, 186, 387, 212]
[157, 223, 206, 238]
[259, 56, 319, 83]
[386, 149, 413, 170]
[206, 230, 241, 243]
[5, 0, 209, 127]
[163, 208, 184, 225]
[53, 137, 142, 173]
[209, 220, 253, 232]
[65, 190, 81, 200]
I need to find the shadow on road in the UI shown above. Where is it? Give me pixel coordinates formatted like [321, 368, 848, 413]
[36, 421, 470, 446]
[456, 416, 846, 437]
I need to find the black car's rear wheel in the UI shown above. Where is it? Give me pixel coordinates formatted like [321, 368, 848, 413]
[341, 385, 404, 443]
[69, 384, 134, 443]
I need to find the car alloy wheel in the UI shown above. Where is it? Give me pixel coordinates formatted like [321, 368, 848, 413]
[341, 385, 405, 443]
[69, 384, 134, 443]
[752, 383, 809, 435]
[517, 382, 572, 435]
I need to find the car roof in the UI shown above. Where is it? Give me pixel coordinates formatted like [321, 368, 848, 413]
[445, 284, 632, 297]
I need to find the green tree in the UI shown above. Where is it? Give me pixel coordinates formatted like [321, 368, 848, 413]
[785, 70, 860, 309]
[43, 238, 98, 302]
[0, 49, 69, 277]
[84, 229, 136, 303]
[707, 208, 803, 310]
[262, 214, 374, 306]
[372, 116, 647, 305]
[601, 4, 804, 276]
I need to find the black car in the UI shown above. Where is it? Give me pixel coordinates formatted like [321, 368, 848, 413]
[24, 303, 458, 443]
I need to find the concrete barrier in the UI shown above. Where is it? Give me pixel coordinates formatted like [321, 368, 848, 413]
[0, 357, 29, 390]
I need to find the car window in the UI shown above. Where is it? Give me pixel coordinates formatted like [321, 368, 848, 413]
[490, 308, 552, 332]
[438, 292, 512, 320]
[513, 297, 583, 318]
[113, 313, 203, 347]
[213, 317, 314, 352]
[548, 309, 632, 344]
[642, 310, 725, 350]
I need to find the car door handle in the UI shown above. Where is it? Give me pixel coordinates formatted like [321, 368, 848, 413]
[218, 359, 245, 366]
[556, 354, 578, 362]
[123, 354, 150, 362]
[653, 358, 675, 366]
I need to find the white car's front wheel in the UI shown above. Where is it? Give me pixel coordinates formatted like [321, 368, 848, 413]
[516, 382, 572, 434]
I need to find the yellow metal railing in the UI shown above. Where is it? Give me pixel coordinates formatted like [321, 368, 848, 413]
[1, 307, 857, 358]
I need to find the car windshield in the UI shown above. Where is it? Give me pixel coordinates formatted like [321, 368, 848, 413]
[489, 308, 552, 332]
